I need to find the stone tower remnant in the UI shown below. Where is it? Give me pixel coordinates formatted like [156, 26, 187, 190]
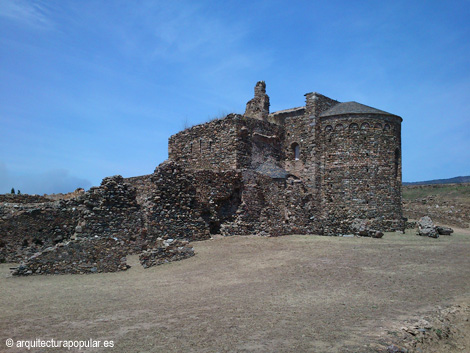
[244, 81, 270, 121]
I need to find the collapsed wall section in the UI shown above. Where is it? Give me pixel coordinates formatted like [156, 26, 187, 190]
[145, 161, 243, 241]
[1, 175, 148, 263]
[0, 201, 79, 262]
[221, 171, 319, 236]
[12, 237, 129, 275]
[75, 175, 147, 253]
[236, 117, 284, 170]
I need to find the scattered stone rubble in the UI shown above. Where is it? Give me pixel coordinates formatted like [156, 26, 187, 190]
[349, 218, 385, 238]
[139, 238, 194, 269]
[417, 216, 454, 238]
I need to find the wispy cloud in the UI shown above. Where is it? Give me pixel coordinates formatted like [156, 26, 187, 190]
[0, 0, 53, 29]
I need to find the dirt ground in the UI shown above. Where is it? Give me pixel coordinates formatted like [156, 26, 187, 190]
[1, 228, 470, 353]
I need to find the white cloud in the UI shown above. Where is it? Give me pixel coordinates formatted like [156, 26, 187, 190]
[0, 0, 53, 29]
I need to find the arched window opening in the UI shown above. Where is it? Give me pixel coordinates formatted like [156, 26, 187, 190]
[209, 140, 212, 152]
[349, 123, 359, 130]
[292, 143, 300, 160]
[190, 142, 193, 154]
[199, 139, 202, 153]
[394, 148, 400, 178]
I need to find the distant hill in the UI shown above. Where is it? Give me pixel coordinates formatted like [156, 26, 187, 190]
[403, 175, 470, 185]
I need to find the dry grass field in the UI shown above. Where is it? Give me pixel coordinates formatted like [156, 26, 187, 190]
[403, 183, 470, 228]
[1, 228, 470, 352]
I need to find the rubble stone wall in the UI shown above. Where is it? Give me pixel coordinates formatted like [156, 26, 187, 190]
[12, 237, 129, 275]
[237, 117, 285, 170]
[222, 171, 318, 236]
[75, 175, 147, 253]
[0, 201, 79, 262]
[244, 80, 270, 121]
[146, 161, 242, 241]
[168, 115, 241, 171]
[0, 194, 51, 204]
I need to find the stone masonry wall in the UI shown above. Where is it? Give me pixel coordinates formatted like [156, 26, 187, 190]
[304, 92, 340, 117]
[12, 237, 129, 275]
[169, 113, 285, 173]
[244, 81, 270, 121]
[145, 161, 242, 241]
[168, 114, 241, 171]
[319, 114, 403, 234]
[75, 175, 147, 253]
[0, 194, 51, 204]
[0, 200, 80, 263]
[0, 175, 147, 263]
[237, 117, 285, 170]
[221, 171, 318, 236]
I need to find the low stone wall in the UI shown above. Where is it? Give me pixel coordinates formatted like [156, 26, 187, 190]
[0, 194, 51, 204]
[0, 175, 147, 263]
[12, 237, 129, 275]
[139, 239, 194, 268]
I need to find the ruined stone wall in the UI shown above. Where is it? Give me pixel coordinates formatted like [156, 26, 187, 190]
[0, 194, 51, 204]
[283, 114, 318, 190]
[0, 201, 79, 262]
[0, 175, 148, 263]
[319, 114, 403, 233]
[124, 174, 155, 206]
[237, 117, 284, 170]
[268, 107, 305, 126]
[12, 237, 129, 275]
[244, 81, 270, 121]
[221, 171, 318, 236]
[168, 114, 241, 171]
[76, 175, 147, 253]
[169, 114, 285, 172]
[45, 188, 85, 201]
[145, 161, 242, 241]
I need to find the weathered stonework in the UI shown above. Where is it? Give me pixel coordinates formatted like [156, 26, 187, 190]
[1, 81, 404, 274]
[12, 237, 129, 275]
[244, 81, 270, 121]
[166, 82, 403, 235]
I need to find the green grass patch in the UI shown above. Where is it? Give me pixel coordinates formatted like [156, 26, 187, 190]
[403, 183, 470, 201]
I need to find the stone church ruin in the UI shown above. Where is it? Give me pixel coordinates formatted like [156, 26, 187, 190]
[1, 82, 403, 274]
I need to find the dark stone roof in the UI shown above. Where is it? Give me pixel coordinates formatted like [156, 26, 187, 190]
[255, 162, 289, 179]
[319, 101, 398, 118]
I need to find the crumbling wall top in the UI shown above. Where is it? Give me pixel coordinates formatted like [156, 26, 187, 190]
[244, 81, 270, 121]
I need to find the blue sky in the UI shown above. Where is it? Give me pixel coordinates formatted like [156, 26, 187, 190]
[1, 0, 469, 194]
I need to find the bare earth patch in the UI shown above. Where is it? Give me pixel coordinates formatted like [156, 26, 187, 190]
[1, 228, 469, 352]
